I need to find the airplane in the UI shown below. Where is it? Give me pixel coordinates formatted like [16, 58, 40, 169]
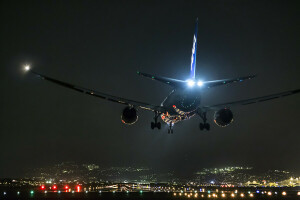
[24, 18, 299, 133]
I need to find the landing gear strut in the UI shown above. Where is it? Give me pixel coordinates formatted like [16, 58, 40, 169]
[198, 111, 210, 131]
[151, 112, 161, 130]
[168, 122, 173, 134]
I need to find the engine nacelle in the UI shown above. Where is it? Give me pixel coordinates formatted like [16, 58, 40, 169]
[214, 108, 233, 127]
[121, 107, 138, 125]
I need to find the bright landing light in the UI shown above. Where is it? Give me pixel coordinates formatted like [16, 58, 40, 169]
[197, 81, 203, 86]
[187, 79, 195, 87]
[24, 65, 31, 71]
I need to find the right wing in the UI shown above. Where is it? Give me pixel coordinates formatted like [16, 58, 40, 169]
[29, 70, 166, 113]
[202, 89, 300, 111]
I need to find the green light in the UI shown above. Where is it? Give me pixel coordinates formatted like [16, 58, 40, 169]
[152, 76, 155, 79]
[30, 190, 34, 194]
[140, 190, 143, 193]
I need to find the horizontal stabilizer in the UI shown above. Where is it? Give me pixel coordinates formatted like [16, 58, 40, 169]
[138, 71, 256, 89]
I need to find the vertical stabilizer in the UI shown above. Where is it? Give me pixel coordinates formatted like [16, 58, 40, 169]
[190, 18, 198, 79]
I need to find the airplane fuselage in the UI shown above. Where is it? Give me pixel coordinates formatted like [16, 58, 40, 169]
[160, 89, 201, 124]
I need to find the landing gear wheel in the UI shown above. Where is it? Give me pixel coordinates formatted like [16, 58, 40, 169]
[205, 123, 210, 131]
[200, 123, 210, 131]
[151, 112, 161, 130]
[151, 122, 155, 129]
[157, 122, 161, 129]
[198, 111, 211, 131]
[168, 122, 173, 134]
[199, 123, 204, 130]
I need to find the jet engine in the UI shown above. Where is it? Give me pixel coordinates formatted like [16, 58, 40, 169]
[214, 108, 233, 127]
[121, 107, 138, 125]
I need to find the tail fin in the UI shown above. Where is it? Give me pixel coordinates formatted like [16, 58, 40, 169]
[190, 18, 198, 79]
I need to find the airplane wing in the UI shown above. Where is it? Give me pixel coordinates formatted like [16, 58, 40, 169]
[29, 70, 166, 113]
[201, 89, 300, 111]
[138, 71, 256, 89]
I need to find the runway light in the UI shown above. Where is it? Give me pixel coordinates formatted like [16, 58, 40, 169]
[240, 193, 244, 197]
[76, 185, 81, 192]
[268, 191, 272, 195]
[53, 185, 57, 190]
[65, 185, 69, 190]
[231, 193, 235, 197]
[17, 191, 20, 195]
[282, 191, 287, 196]
[173, 193, 176, 196]
[187, 79, 195, 87]
[58, 190, 61, 194]
[221, 193, 225, 197]
[41, 185, 45, 190]
[30, 190, 34, 194]
[297, 191, 300, 195]
[3, 192, 6, 195]
[249, 193, 254, 197]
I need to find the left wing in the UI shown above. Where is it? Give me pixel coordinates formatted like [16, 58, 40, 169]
[29, 70, 166, 113]
[201, 89, 300, 111]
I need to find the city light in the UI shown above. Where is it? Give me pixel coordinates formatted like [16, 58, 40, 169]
[76, 185, 81, 192]
[17, 191, 20, 195]
[298, 191, 300, 195]
[53, 185, 57, 190]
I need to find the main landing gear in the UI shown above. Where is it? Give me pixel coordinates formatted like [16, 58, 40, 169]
[151, 112, 161, 130]
[198, 111, 210, 131]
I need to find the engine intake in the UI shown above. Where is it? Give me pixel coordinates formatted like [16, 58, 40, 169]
[121, 107, 138, 125]
[214, 108, 233, 127]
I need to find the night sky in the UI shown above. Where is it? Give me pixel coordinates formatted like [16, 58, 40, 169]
[0, 0, 299, 178]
